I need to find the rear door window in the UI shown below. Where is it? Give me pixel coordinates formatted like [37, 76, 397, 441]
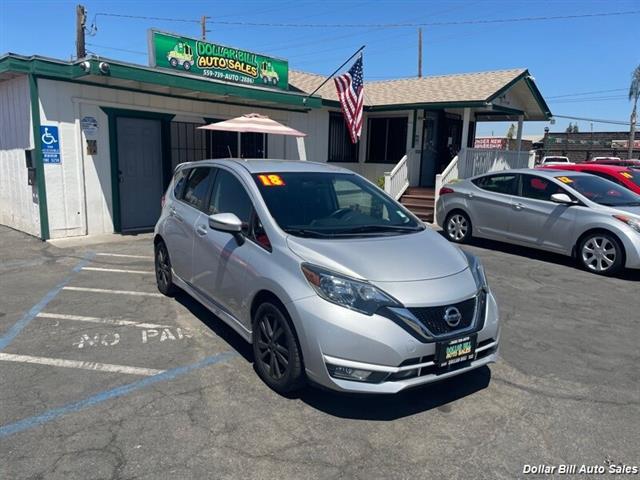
[472, 174, 518, 195]
[182, 167, 214, 211]
[173, 168, 189, 199]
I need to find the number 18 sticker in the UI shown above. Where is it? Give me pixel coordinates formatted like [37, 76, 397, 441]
[258, 174, 286, 186]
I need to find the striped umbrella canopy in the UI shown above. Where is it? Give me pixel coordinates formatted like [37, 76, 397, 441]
[197, 113, 307, 137]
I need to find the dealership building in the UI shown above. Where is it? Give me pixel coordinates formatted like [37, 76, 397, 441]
[0, 31, 550, 239]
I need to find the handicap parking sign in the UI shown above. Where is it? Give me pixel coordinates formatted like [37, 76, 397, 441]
[40, 125, 61, 164]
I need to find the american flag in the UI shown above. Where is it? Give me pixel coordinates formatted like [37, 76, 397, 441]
[334, 55, 364, 144]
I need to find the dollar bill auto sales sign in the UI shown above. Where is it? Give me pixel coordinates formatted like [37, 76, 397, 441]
[149, 30, 289, 91]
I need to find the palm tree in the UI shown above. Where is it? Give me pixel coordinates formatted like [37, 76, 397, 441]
[628, 65, 640, 159]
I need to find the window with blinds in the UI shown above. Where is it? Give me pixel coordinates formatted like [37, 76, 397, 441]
[328, 111, 359, 163]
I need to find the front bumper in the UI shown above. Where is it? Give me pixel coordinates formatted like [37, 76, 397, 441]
[287, 290, 500, 394]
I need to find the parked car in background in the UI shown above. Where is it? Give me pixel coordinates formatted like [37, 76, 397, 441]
[586, 157, 640, 168]
[436, 169, 640, 275]
[155, 159, 500, 394]
[539, 155, 571, 165]
[539, 164, 640, 195]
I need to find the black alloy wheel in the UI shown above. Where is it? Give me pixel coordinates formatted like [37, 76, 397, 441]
[252, 302, 304, 393]
[155, 241, 177, 296]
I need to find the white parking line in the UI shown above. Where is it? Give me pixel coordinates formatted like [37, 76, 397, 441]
[36, 312, 171, 329]
[62, 286, 163, 297]
[95, 253, 153, 259]
[82, 267, 154, 275]
[0, 353, 164, 376]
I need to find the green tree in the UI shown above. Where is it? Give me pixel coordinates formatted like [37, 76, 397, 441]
[628, 65, 640, 159]
[572, 124, 579, 133]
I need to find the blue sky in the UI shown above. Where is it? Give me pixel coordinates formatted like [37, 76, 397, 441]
[1, 0, 638, 137]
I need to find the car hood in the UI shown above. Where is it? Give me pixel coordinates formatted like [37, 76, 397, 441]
[285, 228, 469, 281]
[610, 205, 640, 217]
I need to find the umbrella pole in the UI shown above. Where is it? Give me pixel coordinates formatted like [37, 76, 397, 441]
[296, 137, 307, 161]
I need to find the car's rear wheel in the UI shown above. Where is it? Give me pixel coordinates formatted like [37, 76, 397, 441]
[155, 240, 178, 296]
[252, 302, 305, 394]
[578, 232, 623, 275]
[445, 211, 472, 243]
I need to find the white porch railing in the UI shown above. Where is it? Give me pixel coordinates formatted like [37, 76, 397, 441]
[433, 148, 534, 225]
[383, 155, 409, 199]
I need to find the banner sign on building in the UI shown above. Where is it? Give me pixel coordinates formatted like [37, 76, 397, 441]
[149, 30, 289, 91]
[474, 137, 507, 149]
[611, 139, 640, 149]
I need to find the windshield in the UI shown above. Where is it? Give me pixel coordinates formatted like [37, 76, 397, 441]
[620, 169, 640, 188]
[253, 172, 423, 238]
[558, 175, 640, 206]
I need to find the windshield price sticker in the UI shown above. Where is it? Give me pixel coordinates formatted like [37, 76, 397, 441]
[556, 176, 574, 184]
[258, 174, 286, 186]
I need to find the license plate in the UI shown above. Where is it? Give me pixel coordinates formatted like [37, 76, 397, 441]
[436, 334, 477, 368]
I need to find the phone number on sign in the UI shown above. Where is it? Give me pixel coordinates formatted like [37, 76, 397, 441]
[202, 70, 255, 84]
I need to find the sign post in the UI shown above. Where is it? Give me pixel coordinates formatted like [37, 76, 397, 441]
[148, 30, 289, 91]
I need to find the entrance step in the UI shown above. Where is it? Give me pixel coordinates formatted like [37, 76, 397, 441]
[399, 187, 435, 223]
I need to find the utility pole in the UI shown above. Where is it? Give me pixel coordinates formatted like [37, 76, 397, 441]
[417, 28, 423, 78]
[201, 16, 210, 40]
[76, 4, 87, 59]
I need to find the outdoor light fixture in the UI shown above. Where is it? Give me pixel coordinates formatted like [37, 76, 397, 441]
[98, 62, 110, 74]
[79, 61, 91, 72]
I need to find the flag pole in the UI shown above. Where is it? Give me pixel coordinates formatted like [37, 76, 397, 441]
[303, 45, 365, 104]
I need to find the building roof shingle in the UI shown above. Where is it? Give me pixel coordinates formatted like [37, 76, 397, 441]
[289, 68, 527, 106]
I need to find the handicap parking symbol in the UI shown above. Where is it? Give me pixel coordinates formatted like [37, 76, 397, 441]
[40, 125, 61, 164]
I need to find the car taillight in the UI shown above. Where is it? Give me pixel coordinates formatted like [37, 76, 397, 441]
[161, 194, 166, 208]
[439, 187, 455, 196]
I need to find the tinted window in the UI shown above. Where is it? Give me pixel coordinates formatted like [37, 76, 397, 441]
[520, 175, 565, 201]
[588, 171, 625, 187]
[209, 169, 253, 233]
[254, 172, 422, 238]
[182, 168, 212, 211]
[472, 174, 518, 195]
[173, 169, 189, 199]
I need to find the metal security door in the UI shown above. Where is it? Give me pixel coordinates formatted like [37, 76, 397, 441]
[117, 117, 163, 231]
[419, 112, 439, 187]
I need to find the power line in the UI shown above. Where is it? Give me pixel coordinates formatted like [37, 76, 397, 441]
[547, 88, 627, 99]
[94, 13, 199, 24]
[550, 95, 628, 104]
[552, 114, 630, 126]
[86, 43, 147, 56]
[208, 10, 640, 28]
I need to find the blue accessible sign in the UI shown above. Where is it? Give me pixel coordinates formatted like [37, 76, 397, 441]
[40, 125, 61, 164]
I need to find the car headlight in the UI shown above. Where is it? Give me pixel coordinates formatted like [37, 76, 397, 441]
[463, 251, 489, 292]
[613, 214, 640, 233]
[301, 263, 401, 315]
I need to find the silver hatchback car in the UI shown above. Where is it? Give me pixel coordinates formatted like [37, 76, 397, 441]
[436, 169, 640, 275]
[154, 159, 500, 394]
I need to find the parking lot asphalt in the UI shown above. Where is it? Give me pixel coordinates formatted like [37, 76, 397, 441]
[0, 224, 638, 480]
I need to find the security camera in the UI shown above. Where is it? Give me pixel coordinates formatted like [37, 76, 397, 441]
[98, 62, 110, 74]
[80, 61, 91, 72]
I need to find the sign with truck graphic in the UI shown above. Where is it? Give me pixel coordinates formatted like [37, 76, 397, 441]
[149, 30, 289, 91]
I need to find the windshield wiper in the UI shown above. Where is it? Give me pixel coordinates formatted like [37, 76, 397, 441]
[282, 228, 332, 238]
[333, 224, 424, 234]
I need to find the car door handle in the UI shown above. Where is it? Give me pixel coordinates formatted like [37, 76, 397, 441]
[196, 225, 208, 236]
[512, 203, 524, 211]
[169, 208, 183, 222]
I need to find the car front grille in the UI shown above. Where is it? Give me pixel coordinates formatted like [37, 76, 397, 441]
[408, 293, 482, 337]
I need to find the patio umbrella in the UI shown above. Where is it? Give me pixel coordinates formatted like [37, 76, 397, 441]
[198, 113, 307, 160]
[197, 113, 307, 137]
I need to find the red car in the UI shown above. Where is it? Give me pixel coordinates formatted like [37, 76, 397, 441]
[539, 163, 640, 194]
[586, 157, 640, 167]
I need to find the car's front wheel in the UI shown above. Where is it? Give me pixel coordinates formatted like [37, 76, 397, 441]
[252, 302, 305, 394]
[578, 232, 623, 275]
[445, 211, 472, 243]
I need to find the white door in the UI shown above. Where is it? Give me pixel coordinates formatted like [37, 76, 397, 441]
[117, 117, 163, 231]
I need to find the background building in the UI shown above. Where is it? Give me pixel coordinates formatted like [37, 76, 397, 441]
[538, 130, 640, 162]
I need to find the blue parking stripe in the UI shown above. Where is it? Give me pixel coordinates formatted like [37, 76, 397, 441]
[0, 252, 95, 351]
[0, 351, 238, 438]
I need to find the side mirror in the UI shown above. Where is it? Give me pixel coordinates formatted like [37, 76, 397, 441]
[550, 193, 574, 205]
[208, 213, 245, 244]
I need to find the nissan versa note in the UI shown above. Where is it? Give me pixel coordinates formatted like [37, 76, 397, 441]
[154, 159, 500, 394]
